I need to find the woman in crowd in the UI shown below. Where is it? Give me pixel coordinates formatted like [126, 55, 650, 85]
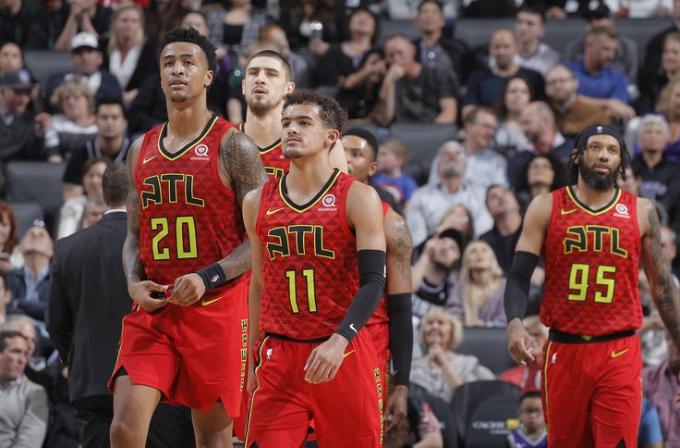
[40, 80, 98, 163]
[339, 48, 385, 120]
[513, 152, 567, 210]
[656, 75, 680, 162]
[57, 158, 109, 239]
[103, 4, 157, 105]
[449, 240, 506, 327]
[0, 203, 22, 270]
[0, 42, 23, 77]
[495, 75, 534, 153]
[410, 307, 494, 402]
[638, 32, 680, 114]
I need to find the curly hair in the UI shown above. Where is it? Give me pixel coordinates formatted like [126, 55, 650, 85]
[159, 27, 216, 73]
[283, 89, 347, 130]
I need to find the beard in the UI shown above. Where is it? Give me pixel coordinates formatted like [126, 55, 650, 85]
[579, 158, 619, 192]
[247, 94, 281, 115]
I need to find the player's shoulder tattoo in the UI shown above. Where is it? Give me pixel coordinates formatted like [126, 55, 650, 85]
[220, 129, 268, 203]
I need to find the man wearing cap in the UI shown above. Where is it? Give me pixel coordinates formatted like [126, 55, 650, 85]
[505, 124, 680, 447]
[0, 68, 42, 161]
[45, 32, 121, 110]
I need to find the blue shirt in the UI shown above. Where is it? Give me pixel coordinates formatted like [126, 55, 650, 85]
[564, 60, 630, 103]
[371, 173, 418, 204]
[639, 397, 663, 447]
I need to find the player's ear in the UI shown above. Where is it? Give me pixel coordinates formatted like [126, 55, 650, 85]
[326, 128, 340, 148]
[570, 148, 579, 165]
[368, 162, 378, 177]
[204, 69, 214, 89]
[284, 81, 295, 96]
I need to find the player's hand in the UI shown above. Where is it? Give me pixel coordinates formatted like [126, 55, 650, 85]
[304, 333, 348, 384]
[384, 384, 408, 433]
[128, 280, 169, 313]
[507, 318, 536, 366]
[167, 273, 206, 306]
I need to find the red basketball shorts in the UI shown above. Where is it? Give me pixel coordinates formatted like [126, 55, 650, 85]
[108, 277, 249, 416]
[542, 333, 642, 448]
[245, 330, 383, 448]
[366, 322, 390, 406]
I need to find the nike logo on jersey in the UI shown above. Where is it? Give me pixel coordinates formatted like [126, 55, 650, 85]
[611, 349, 629, 359]
[561, 208, 578, 215]
[266, 207, 285, 216]
[142, 155, 157, 164]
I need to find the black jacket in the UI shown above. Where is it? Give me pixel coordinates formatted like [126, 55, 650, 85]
[48, 211, 131, 402]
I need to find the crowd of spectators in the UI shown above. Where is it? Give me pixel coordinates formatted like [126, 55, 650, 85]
[2, 0, 680, 446]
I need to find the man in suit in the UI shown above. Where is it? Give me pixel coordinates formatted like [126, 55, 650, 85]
[47, 164, 194, 447]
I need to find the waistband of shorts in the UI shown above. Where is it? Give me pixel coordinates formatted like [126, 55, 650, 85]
[548, 329, 635, 344]
[265, 332, 330, 344]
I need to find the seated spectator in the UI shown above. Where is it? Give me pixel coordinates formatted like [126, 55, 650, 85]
[205, 0, 270, 55]
[435, 204, 475, 244]
[410, 307, 494, 402]
[632, 115, 680, 233]
[514, 5, 559, 76]
[643, 331, 680, 447]
[495, 74, 534, 153]
[63, 99, 130, 197]
[461, 106, 508, 190]
[640, 0, 680, 93]
[564, 27, 632, 105]
[338, 48, 385, 120]
[500, 316, 548, 388]
[660, 225, 679, 278]
[639, 396, 664, 448]
[280, 0, 337, 50]
[372, 34, 458, 126]
[479, 185, 522, 273]
[0, 330, 49, 446]
[258, 24, 311, 88]
[656, 76, 680, 162]
[0, 203, 22, 270]
[2, 314, 48, 379]
[0, 0, 48, 49]
[373, 138, 417, 205]
[0, 69, 43, 161]
[384, 393, 443, 448]
[413, 0, 466, 80]
[101, 4, 158, 105]
[545, 64, 612, 137]
[448, 240, 507, 327]
[406, 141, 491, 246]
[40, 80, 98, 163]
[6, 225, 53, 322]
[53, 0, 112, 51]
[563, 3, 639, 82]
[45, 32, 122, 110]
[513, 152, 568, 210]
[57, 158, 109, 239]
[387, 0, 457, 20]
[463, 29, 544, 116]
[79, 197, 106, 230]
[314, 7, 377, 87]
[638, 32, 680, 114]
[507, 391, 547, 448]
[412, 227, 465, 319]
[0, 41, 22, 76]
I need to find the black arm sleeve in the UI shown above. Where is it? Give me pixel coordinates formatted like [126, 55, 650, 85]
[504, 251, 539, 323]
[335, 250, 386, 342]
[387, 292, 413, 385]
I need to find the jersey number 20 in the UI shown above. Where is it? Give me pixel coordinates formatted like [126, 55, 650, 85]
[151, 216, 198, 260]
[568, 263, 616, 303]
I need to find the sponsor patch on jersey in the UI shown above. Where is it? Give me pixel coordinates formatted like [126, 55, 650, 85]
[318, 193, 337, 211]
[614, 203, 630, 219]
[191, 144, 209, 160]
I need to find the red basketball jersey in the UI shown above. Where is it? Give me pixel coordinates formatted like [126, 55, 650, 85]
[541, 186, 642, 336]
[367, 201, 391, 326]
[239, 123, 289, 179]
[256, 169, 359, 340]
[134, 115, 245, 301]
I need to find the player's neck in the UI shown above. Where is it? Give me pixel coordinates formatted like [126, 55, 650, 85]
[244, 106, 282, 146]
[287, 155, 335, 199]
[166, 103, 212, 140]
[573, 181, 618, 209]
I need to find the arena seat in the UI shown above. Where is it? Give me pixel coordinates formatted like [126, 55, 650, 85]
[449, 380, 520, 446]
[465, 395, 520, 448]
[5, 162, 65, 220]
[457, 326, 516, 375]
[8, 202, 44, 238]
[24, 50, 73, 87]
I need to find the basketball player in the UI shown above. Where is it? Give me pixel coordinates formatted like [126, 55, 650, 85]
[108, 28, 267, 448]
[505, 124, 680, 447]
[240, 49, 347, 178]
[341, 127, 413, 432]
[242, 90, 386, 447]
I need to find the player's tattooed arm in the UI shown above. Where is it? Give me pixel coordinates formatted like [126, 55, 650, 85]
[386, 209, 413, 294]
[122, 138, 146, 284]
[642, 199, 680, 348]
[215, 129, 268, 280]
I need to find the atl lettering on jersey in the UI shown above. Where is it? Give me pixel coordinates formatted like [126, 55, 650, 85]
[135, 115, 245, 301]
[256, 169, 360, 340]
[541, 187, 641, 336]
